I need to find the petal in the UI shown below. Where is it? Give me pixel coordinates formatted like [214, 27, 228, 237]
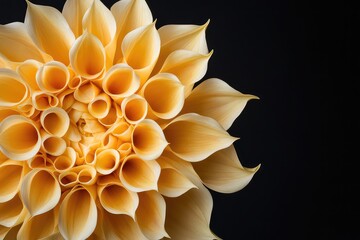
[0, 194, 25, 227]
[88, 93, 112, 119]
[0, 160, 24, 203]
[58, 186, 97, 240]
[40, 107, 70, 137]
[140, 73, 185, 119]
[40, 133, 67, 157]
[95, 149, 120, 175]
[25, 1, 75, 65]
[121, 94, 147, 125]
[0, 69, 30, 108]
[136, 191, 169, 239]
[0, 109, 19, 122]
[163, 113, 237, 162]
[193, 145, 260, 193]
[36, 61, 70, 94]
[20, 169, 61, 216]
[111, 0, 153, 63]
[0, 22, 51, 63]
[74, 82, 101, 104]
[182, 78, 259, 130]
[62, 0, 93, 37]
[0, 115, 41, 161]
[53, 147, 77, 172]
[16, 60, 42, 91]
[0, 225, 10, 239]
[2, 224, 22, 240]
[82, 0, 116, 47]
[122, 22, 160, 84]
[31, 91, 59, 111]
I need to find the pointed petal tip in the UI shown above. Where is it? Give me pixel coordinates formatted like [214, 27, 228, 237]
[246, 163, 261, 173]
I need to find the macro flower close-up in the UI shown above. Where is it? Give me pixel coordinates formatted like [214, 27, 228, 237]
[0, 0, 260, 239]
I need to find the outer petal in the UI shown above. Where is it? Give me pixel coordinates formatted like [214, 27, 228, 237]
[0, 22, 51, 63]
[111, 0, 153, 63]
[182, 78, 259, 130]
[136, 191, 169, 240]
[0, 160, 24, 203]
[193, 145, 261, 193]
[163, 113, 237, 162]
[62, 0, 94, 37]
[0, 69, 30, 108]
[25, 1, 75, 65]
[0, 194, 26, 228]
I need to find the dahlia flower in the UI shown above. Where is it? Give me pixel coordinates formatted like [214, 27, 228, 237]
[0, 0, 260, 239]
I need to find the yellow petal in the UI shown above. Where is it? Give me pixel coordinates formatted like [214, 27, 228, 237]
[111, 0, 153, 63]
[193, 145, 260, 193]
[16, 60, 42, 91]
[0, 194, 25, 227]
[136, 190, 169, 239]
[98, 102, 122, 128]
[31, 91, 59, 111]
[53, 147, 76, 172]
[0, 109, 19, 122]
[108, 121, 132, 142]
[36, 61, 70, 94]
[20, 169, 61, 216]
[0, 160, 24, 203]
[121, 94, 147, 124]
[58, 186, 97, 240]
[82, 0, 116, 47]
[62, 0, 93, 37]
[0, 22, 51, 63]
[122, 21, 160, 84]
[40, 107, 70, 137]
[74, 82, 101, 104]
[119, 154, 160, 192]
[88, 93, 112, 119]
[182, 78, 259, 130]
[0, 115, 41, 161]
[141, 73, 184, 119]
[0, 69, 29, 108]
[131, 119, 168, 160]
[25, 1, 75, 64]
[0, 225, 10, 239]
[41, 132, 67, 157]
[69, 32, 106, 80]
[3, 224, 22, 240]
[103, 212, 147, 240]
[98, 183, 139, 217]
[163, 113, 237, 162]
[95, 149, 120, 175]
[74, 165, 98, 186]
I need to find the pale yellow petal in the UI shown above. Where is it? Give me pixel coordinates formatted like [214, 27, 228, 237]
[0, 115, 41, 161]
[0, 22, 51, 63]
[0, 160, 24, 203]
[53, 147, 76, 172]
[74, 82, 101, 104]
[82, 0, 116, 47]
[16, 60, 42, 91]
[31, 91, 59, 111]
[62, 0, 94, 37]
[141, 73, 184, 119]
[182, 78, 259, 130]
[0, 194, 25, 227]
[41, 132, 67, 157]
[74, 165, 98, 186]
[111, 0, 153, 63]
[88, 93, 112, 119]
[108, 121, 132, 142]
[119, 155, 160, 192]
[59, 187, 97, 240]
[36, 61, 70, 94]
[121, 94, 147, 124]
[25, 1, 75, 64]
[20, 169, 60, 216]
[122, 21, 160, 84]
[163, 113, 237, 162]
[132, 119, 168, 160]
[98, 102, 122, 128]
[69, 32, 106, 80]
[40, 107, 70, 137]
[193, 145, 260, 193]
[0, 69, 29, 108]
[95, 149, 120, 175]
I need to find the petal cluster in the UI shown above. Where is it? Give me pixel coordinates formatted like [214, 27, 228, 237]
[0, 0, 259, 239]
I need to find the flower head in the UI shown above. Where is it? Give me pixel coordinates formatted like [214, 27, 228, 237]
[0, 0, 260, 239]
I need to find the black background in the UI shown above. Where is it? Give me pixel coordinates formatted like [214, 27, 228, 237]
[1, 0, 359, 239]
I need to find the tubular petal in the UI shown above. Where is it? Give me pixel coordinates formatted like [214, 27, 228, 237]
[20, 169, 61, 216]
[0, 160, 24, 203]
[74, 82, 101, 104]
[88, 93, 112, 119]
[0, 109, 19, 122]
[58, 187, 97, 240]
[193, 145, 261, 193]
[0, 115, 41, 161]
[31, 91, 59, 111]
[141, 73, 185, 119]
[54, 147, 77, 172]
[0, 194, 24, 228]
[62, 0, 94, 37]
[131, 119, 168, 160]
[36, 61, 70, 94]
[108, 121, 132, 142]
[95, 149, 120, 175]
[121, 94, 147, 124]
[182, 78, 259, 130]
[163, 113, 237, 162]
[16, 59, 42, 91]
[25, 1, 75, 65]
[0, 69, 29, 108]
[40, 107, 70, 137]
[41, 133, 67, 157]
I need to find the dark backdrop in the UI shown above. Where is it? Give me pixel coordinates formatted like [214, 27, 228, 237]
[1, 0, 358, 239]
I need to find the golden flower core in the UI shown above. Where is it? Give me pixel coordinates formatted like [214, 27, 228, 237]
[0, 0, 260, 239]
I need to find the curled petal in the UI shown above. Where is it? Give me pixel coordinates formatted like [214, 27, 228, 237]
[25, 1, 75, 64]
[95, 149, 120, 175]
[0, 69, 29, 108]
[118, 142, 132, 157]
[102, 63, 140, 102]
[183, 78, 259, 130]
[28, 153, 48, 169]
[75, 165, 98, 186]
[41, 132, 67, 157]
[98, 183, 139, 217]
[40, 107, 70, 137]
[0, 160, 24, 203]
[31, 91, 59, 111]
[62, 0, 94, 37]
[163, 113, 237, 162]
[136, 191, 169, 239]
[0, 109, 19, 122]
[193, 145, 261, 193]
[69, 32, 106, 80]
[64, 123, 82, 142]
[122, 21, 160, 84]
[0, 115, 41, 161]
[53, 147, 76, 172]
[20, 169, 60, 216]
[16, 60, 42, 91]
[120, 154, 160, 192]
[0, 22, 51, 63]
[74, 82, 101, 104]
[132, 119, 168, 160]
[88, 93, 112, 119]
[109, 121, 132, 142]
[141, 73, 184, 119]
[58, 171, 77, 189]
[121, 94, 147, 125]
[0, 194, 25, 228]
[82, 0, 116, 47]
[59, 186, 97, 240]
[98, 102, 122, 127]
[36, 61, 70, 94]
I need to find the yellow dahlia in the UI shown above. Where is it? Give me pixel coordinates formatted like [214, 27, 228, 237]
[0, 0, 260, 239]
